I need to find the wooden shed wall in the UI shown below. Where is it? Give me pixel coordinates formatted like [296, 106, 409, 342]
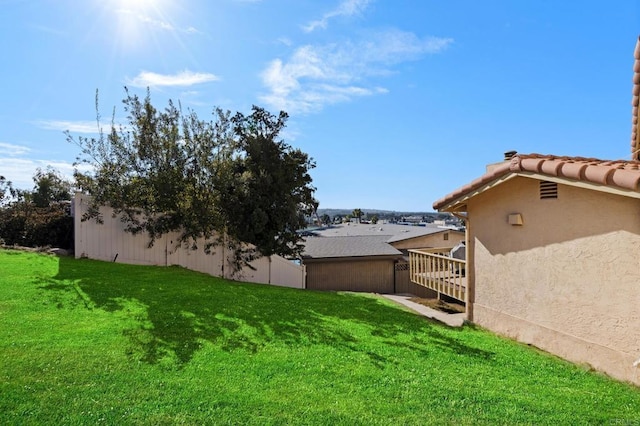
[305, 257, 396, 293]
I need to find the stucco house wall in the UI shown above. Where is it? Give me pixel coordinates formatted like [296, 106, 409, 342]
[467, 176, 640, 384]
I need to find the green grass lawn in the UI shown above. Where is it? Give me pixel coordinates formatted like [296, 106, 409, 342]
[1, 249, 639, 425]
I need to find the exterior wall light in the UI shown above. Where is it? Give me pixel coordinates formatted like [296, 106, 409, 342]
[508, 213, 523, 226]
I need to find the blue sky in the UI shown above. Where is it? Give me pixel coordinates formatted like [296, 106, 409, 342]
[1, 0, 639, 211]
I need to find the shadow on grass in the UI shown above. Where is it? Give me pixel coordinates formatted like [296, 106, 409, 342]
[47, 256, 494, 367]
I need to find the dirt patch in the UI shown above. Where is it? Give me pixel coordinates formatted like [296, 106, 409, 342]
[408, 297, 465, 315]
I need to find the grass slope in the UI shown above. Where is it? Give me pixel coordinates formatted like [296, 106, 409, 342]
[1, 249, 639, 425]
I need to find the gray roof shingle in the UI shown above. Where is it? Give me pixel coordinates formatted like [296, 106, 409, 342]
[386, 227, 456, 243]
[310, 223, 460, 243]
[302, 235, 402, 259]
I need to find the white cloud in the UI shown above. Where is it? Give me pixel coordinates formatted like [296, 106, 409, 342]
[0, 158, 91, 190]
[361, 30, 453, 63]
[36, 120, 134, 136]
[137, 13, 174, 31]
[127, 70, 220, 88]
[280, 128, 301, 142]
[303, 0, 371, 33]
[35, 120, 102, 134]
[115, 8, 201, 34]
[47, 160, 93, 177]
[0, 142, 31, 156]
[29, 24, 67, 37]
[259, 30, 453, 114]
[185, 26, 202, 35]
[0, 158, 37, 188]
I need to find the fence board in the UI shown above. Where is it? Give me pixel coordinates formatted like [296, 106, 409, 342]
[74, 193, 305, 288]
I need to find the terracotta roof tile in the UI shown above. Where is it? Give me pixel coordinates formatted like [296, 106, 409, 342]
[540, 158, 565, 176]
[433, 153, 640, 211]
[519, 157, 544, 173]
[583, 164, 614, 185]
[632, 36, 640, 159]
[559, 161, 587, 180]
[611, 168, 640, 189]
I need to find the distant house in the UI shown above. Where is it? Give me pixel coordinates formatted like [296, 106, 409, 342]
[302, 235, 403, 293]
[386, 227, 464, 256]
[302, 223, 464, 295]
[419, 152, 640, 385]
[311, 222, 464, 254]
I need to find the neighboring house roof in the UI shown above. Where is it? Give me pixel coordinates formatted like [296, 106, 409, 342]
[632, 36, 640, 160]
[302, 235, 402, 259]
[433, 153, 640, 211]
[310, 223, 460, 243]
[385, 226, 461, 243]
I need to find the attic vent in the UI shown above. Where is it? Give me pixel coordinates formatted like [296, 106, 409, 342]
[539, 181, 558, 199]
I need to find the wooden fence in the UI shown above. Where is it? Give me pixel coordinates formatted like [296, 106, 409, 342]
[73, 193, 305, 289]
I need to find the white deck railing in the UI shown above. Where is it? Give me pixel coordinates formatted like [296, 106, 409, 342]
[408, 248, 466, 302]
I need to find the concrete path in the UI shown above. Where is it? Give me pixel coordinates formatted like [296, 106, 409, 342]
[381, 294, 466, 327]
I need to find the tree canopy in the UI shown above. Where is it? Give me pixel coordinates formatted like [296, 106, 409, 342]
[0, 176, 11, 205]
[352, 208, 363, 223]
[0, 169, 74, 249]
[31, 167, 72, 208]
[320, 214, 331, 225]
[68, 89, 317, 272]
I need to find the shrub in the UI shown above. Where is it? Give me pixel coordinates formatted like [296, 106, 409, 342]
[0, 202, 73, 249]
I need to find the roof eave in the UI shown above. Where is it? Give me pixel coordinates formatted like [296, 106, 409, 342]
[435, 170, 640, 214]
[434, 173, 518, 212]
[520, 171, 640, 200]
[302, 254, 402, 262]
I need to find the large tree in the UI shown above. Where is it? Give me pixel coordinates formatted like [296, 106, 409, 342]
[352, 208, 363, 223]
[320, 214, 331, 225]
[68, 89, 317, 272]
[0, 169, 74, 249]
[0, 176, 11, 205]
[32, 167, 72, 208]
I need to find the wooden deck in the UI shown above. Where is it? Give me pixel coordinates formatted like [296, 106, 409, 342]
[409, 248, 466, 302]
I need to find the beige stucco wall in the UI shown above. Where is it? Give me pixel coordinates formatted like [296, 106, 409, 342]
[467, 176, 640, 385]
[390, 230, 465, 251]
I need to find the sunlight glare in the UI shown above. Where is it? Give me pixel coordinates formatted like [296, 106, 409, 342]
[109, 0, 174, 50]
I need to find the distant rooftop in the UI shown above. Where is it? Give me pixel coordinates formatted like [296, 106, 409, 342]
[309, 222, 461, 243]
[302, 235, 402, 259]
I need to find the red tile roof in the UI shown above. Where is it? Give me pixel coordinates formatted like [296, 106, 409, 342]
[433, 153, 640, 211]
[632, 36, 640, 160]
